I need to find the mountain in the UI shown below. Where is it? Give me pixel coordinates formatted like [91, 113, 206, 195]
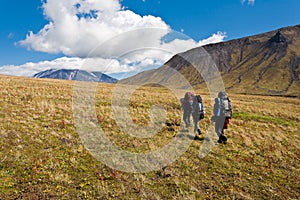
[33, 69, 118, 83]
[120, 25, 300, 96]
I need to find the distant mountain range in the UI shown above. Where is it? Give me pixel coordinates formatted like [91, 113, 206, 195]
[120, 25, 300, 96]
[33, 69, 118, 83]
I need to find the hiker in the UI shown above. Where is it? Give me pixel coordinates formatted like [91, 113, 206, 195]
[180, 92, 194, 128]
[192, 95, 205, 136]
[212, 91, 232, 144]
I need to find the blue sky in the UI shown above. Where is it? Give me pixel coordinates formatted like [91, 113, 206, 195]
[0, 0, 299, 79]
[123, 0, 299, 40]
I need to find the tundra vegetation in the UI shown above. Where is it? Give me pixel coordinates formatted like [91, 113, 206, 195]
[0, 75, 299, 199]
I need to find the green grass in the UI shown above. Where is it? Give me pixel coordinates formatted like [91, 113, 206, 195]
[0, 75, 299, 199]
[233, 111, 298, 126]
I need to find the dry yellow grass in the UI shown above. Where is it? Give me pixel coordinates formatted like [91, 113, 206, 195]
[0, 74, 299, 199]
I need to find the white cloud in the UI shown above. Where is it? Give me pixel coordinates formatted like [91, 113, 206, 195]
[19, 0, 225, 57]
[197, 32, 226, 46]
[0, 31, 226, 78]
[19, 0, 170, 57]
[241, 0, 255, 5]
[248, 0, 255, 5]
[3, 0, 227, 78]
[1, 31, 226, 78]
[0, 57, 83, 77]
[0, 57, 130, 77]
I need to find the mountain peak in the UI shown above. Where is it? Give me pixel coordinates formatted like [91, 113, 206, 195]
[268, 31, 287, 44]
[33, 69, 118, 83]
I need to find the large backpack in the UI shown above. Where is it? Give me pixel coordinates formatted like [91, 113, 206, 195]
[220, 93, 232, 118]
[193, 95, 205, 120]
[215, 92, 232, 118]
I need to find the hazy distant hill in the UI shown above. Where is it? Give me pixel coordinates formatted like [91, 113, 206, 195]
[121, 25, 300, 96]
[33, 69, 118, 83]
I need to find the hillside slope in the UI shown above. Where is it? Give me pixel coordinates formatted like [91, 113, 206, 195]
[0, 74, 299, 199]
[121, 25, 300, 96]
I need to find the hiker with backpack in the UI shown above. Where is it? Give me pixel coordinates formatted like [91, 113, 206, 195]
[192, 95, 205, 136]
[180, 92, 194, 128]
[212, 91, 232, 144]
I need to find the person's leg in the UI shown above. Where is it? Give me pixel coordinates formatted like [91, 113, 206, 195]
[187, 109, 192, 128]
[221, 133, 227, 144]
[221, 118, 229, 143]
[215, 119, 223, 137]
[183, 110, 190, 128]
[216, 117, 226, 143]
[193, 114, 200, 133]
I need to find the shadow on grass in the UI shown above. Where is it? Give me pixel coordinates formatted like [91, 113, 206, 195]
[177, 130, 205, 141]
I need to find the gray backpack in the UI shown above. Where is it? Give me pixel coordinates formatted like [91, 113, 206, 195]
[220, 96, 232, 118]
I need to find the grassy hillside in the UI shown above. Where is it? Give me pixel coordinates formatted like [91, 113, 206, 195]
[120, 25, 300, 97]
[0, 75, 299, 199]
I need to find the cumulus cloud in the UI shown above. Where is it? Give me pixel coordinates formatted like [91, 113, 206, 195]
[2, 0, 226, 78]
[19, 0, 170, 57]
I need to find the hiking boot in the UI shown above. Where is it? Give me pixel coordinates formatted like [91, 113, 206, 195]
[222, 135, 227, 142]
[218, 135, 227, 144]
[197, 129, 202, 135]
[194, 135, 200, 140]
[220, 135, 227, 144]
[217, 138, 223, 144]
